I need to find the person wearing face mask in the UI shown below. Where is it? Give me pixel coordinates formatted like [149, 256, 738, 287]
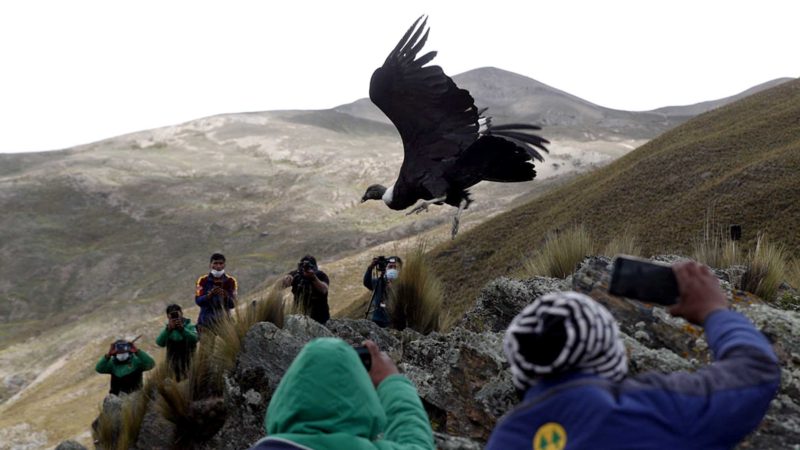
[95, 339, 155, 395]
[363, 256, 402, 328]
[195, 253, 238, 333]
[281, 255, 331, 325]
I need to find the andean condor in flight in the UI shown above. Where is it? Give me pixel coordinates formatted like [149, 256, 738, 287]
[360, 16, 549, 238]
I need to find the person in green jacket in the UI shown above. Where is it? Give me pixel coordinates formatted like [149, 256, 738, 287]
[95, 339, 155, 395]
[249, 338, 434, 450]
[156, 304, 198, 381]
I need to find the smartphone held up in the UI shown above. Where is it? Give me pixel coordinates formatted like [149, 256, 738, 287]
[608, 255, 680, 306]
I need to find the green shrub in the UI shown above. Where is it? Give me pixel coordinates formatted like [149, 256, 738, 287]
[524, 224, 595, 278]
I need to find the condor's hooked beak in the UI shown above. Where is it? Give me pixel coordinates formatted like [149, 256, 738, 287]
[360, 196, 368, 203]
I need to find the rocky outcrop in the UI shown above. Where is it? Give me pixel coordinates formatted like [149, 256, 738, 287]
[86, 256, 800, 449]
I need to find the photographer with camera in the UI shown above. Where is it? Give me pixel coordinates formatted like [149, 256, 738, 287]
[156, 304, 198, 381]
[486, 260, 780, 449]
[95, 338, 155, 395]
[249, 338, 434, 450]
[363, 255, 402, 328]
[195, 253, 238, 333]
[281, 255, 330, 325]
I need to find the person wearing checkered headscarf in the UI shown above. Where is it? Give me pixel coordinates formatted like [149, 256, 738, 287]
[487, 261, 781, 450]
[503, 291, 628, 389]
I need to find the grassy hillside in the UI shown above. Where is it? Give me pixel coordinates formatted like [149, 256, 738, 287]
[429, 78, 800, 320]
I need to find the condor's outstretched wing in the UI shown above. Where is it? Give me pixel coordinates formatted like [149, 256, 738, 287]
[369, 16, 479, 165]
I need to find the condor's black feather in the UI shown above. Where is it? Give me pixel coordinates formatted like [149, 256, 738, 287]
[365, 16, 550, 213]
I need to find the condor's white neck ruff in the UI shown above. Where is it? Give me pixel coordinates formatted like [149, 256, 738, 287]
[381, 184, 394, 206]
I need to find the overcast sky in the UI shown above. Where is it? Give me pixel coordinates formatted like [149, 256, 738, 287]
[1, 0, 797, 153]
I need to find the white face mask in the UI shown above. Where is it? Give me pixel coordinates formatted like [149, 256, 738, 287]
[115, 352, 131, 362]
[386, 269, 399, 280]
[211, 269, 225, 278]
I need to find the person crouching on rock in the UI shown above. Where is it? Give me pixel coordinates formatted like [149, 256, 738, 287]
[486, 261, 781, 450]
[248, 338, 434, 450]
[156, 304, 198, 381]
[95, 338, 155, 395]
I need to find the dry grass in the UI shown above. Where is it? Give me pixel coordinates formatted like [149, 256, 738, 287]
[602, 227, 642, 257]
[389, 243, 443, 334]
[692, 215, 743, 268]
[787, 258, 800, 290]
[524, 224, 595, 278]
[211, 285, 286, 375]
[740, 234, 787, 301]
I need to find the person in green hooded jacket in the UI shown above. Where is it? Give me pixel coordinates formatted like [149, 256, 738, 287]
[95, 339, 155, 395]
[156, 304, 198, 381]
[249, 338, 434, 450]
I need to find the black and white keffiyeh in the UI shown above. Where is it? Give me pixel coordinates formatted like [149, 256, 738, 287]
[503, 291, 628, 389]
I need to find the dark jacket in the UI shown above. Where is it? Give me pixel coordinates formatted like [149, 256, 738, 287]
[486, 310, 781, 450]
[363, 267, 391, 327]
[195, 273, 237, 328]
[156, 317, 198, 380]
[95, 350, 156, 395]
[290, 269, 330, 324]
[249, 338, 434, 450]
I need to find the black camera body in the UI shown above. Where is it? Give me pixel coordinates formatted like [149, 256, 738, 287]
[375, 256, 388, 272]
[114, 341, 132, 353]
[299, 260, 315, 272]
[169, 311, 181, 320]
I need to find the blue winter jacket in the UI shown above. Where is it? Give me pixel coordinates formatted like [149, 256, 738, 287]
[486, 309, 780, 450]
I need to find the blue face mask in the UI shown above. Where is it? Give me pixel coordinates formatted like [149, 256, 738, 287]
[386, 269, 399, 280]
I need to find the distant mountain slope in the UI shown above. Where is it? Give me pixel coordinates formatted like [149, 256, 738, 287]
[650, 77, 793, 117]
[335, 67, 791, 140]
[428, 78, 800, 319]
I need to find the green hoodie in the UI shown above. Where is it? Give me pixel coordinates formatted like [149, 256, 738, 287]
[155, 318, 198, 347]
[257, 338, 434, 450]
[95, 350, 156, 378]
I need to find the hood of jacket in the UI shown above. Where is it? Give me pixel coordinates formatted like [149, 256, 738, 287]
[265, 338, 386, 449]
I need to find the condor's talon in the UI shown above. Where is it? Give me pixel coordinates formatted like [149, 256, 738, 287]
[407, 202, 430, 215]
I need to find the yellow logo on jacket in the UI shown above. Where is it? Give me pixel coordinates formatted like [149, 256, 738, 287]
[533, 422, 567, 450]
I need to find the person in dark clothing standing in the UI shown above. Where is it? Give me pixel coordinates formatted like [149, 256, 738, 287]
[156, 304, 198, 381]
[282, 255, 330, 325]
[95, 339, 155, 395]
[363, 256, 402, 328]
[195, 253, 238, 333]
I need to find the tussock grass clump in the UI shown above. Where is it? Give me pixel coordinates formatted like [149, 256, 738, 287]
[389, 244, 443, 334]
[692, 218, 742, 269]
[602, 228, 642, 257]
[787, 259, 800, 290]
[740, 234, 787, 301]
[211, 286, 286, 374]
[524, 224, 595, 278]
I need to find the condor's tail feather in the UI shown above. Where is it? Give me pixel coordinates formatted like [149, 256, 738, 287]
[487, 123, 549, 162]
[450, 135, 538, 189]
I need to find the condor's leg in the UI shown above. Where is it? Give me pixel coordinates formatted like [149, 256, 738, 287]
[406, 196, 447, 215]
[451, 197, 469, 239]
